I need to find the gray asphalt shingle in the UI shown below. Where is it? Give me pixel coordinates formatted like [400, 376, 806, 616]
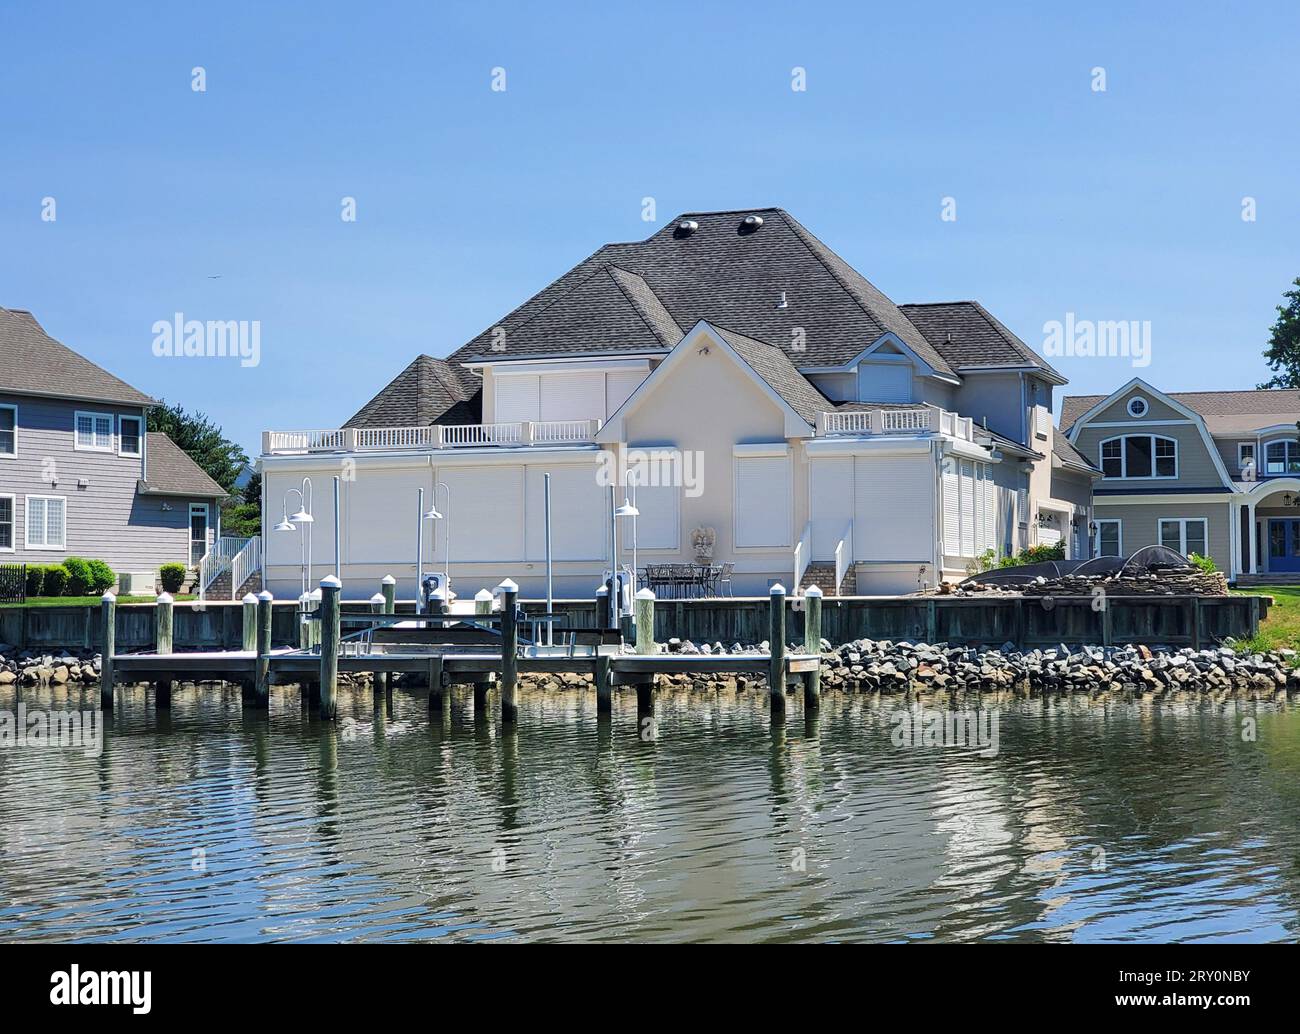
[0, 306, 155, 406]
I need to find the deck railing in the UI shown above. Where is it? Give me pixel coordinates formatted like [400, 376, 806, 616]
[198, 536, 254, 601]
[818, 406, 975, 442]
[264, 419, 601, 454]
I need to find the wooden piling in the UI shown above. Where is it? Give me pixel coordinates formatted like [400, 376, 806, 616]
[254, 590, 273, 709]
[370, 591, 388, 699]
[635, 589, 656, 654]
[241, 592, 258, 652]
[155, 592, 174, 653]
[319, 576, 341, 720]
[803, 585, 822, 711]
[428, 654, 446, 712]
[768, 583, 786, 715]
[595, 654, 612, 714]
[499, 579, 519, 724]
[100, 590, 116, 711]
[381, 574, 396, 615]
[154, 592, 174, 708]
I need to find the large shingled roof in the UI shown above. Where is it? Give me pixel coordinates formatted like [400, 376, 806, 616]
[139, 433, 228, 498]
[0, 306, 155, 407]
[349, 208, 1062, 426]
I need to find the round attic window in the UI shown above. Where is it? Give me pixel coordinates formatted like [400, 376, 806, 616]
[1127, 396, 1149, 418]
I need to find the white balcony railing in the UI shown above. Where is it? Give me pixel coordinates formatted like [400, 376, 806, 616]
[818, 406, 975, 443]
[264, 419, 602, 454]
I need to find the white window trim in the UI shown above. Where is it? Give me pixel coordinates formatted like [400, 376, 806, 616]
[1157, 517, 1208, 557]
[1098, 433, 1179, 480]
[1126, 395, 1149, 418]
[74, 410, 114, 452]
[25, 494, 67, 550]
[1094, 518, 1122, 557]
[190, 503, 210, 563]
[118, 414, 143, 457]
[1237, 441, 1256, 471]
[0, 493, 14, 552]
[1262, 437, 1300, 476]
[0, 403, 16, 459]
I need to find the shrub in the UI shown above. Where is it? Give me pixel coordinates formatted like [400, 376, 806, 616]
[43, 565, 69, 596]
[966, 548, 999, 576]
[159, 563, 186, 593]
[62, 556, 93, 596]
[1188, 552, 1217, 574]
[997, 541, 1067, 568]
[25, 565, 46, 597]
[87, 558, 116, 594]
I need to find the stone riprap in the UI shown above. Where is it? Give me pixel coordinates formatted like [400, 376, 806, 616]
[0, 646, 101, 686]
[954, 570, 1230, 597]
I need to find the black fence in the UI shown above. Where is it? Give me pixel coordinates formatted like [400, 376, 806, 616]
[0, 563, 25, 604]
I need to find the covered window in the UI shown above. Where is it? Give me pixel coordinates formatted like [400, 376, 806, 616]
[1158, 518, 1207, 558]
[26, 495, 66, 549]
[119, 415, 143, 456]
[75, 411, 113, 451]
[734, 453, 792, 547]
[1264, 439, 1300, 475]
[0, 404, 15, 457]
[1098, 434, 1177, 479]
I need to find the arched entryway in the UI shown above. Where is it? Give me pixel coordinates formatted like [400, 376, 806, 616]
[1237, 478, 1300, 576]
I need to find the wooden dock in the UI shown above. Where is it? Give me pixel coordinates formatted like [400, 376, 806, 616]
[100, 582, 822, 720]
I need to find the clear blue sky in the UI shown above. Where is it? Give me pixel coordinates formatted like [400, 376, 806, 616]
[3, 1, 1298, 454]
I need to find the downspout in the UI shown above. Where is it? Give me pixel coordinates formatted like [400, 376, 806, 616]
[932, 438, 943, 587]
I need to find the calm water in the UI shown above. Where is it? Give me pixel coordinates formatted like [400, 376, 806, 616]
[2, 681, 1299, 943]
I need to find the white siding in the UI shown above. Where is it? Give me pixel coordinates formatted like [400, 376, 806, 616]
[854, 455, 934, 561]
[495, 375, 540, 423]
[734, 455, 792, 547]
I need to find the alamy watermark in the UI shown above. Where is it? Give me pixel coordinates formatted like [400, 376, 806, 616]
[890, 706, 1000, 757]
[151, 312, 261, 368]
[1042, 312, 1151, 368]
[0, 705, 103, 757]
[596, 443, 704, 498]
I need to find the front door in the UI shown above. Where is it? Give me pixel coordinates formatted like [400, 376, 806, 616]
[1267, 518, 1300, 572]
[189, 504, 209, 566]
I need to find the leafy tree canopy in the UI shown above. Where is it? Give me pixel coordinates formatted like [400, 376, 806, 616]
[147, 400, 248, 492]
[1258, 277, 1300, 389]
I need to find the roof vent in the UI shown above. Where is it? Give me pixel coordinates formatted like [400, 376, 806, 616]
[677, 219, 699, 236]
[776, 291, 788, 310]
[742, 214, 765, 231]
[944, 332, 953, 344]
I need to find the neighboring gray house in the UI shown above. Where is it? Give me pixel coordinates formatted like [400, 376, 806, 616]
[1, 306, 229, 592]
[1062, 376, 1300, 581]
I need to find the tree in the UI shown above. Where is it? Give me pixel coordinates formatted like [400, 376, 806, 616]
[147, 400, 248, 492]
[1258, 277, 1300, 389]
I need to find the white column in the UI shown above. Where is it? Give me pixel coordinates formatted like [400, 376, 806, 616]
[1229, 501, 1239, 578]
[1248, 502, 1258, 574]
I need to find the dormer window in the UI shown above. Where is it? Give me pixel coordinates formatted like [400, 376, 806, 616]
[1264, 439, 1300, 475]
[1099, 434, 1177, 479]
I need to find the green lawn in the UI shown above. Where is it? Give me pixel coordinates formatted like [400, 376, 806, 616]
[1, 595, 197, 608]
[1231, 585, 1300, 651]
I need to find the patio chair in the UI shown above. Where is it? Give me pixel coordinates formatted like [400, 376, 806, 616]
[718, 562, 734, 596]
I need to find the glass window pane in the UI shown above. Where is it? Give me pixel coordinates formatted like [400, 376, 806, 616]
[1159, 521, 1181, 550]
[1126, 436, 1153, 477]
[1186, 522, 1207, 556]
[1098, 523, 1120, 556]
[1268, 441, 1286, 474]
[1272, 522, 1287, 557]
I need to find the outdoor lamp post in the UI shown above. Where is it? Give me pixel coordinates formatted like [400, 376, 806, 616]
[275, 476, 314, 599]
[614, 489, 639, 590]
[423, 482, 450, 601]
